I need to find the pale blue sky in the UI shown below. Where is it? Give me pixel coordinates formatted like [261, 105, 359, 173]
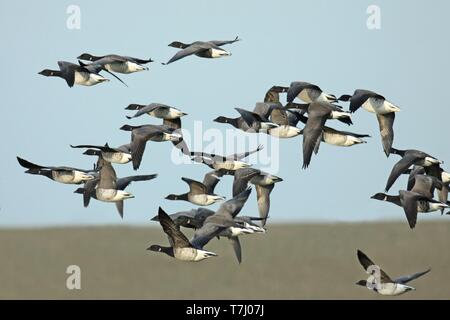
[1, 0, 450, 227]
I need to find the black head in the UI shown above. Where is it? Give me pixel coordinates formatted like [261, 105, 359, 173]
[147, 245, 163, 252]
[77, 53, 95, 61]
[214, 116, 230, 124]
[338, 94, 352, 102]
[119, 124, 135, 131]
[38, 69, 56, 77]
[83, 149, 101, 156]
[168, 41, 188, 49]
[165, 194, 180, 200]
[355, 280, 367, 287]
[173, 216, 190, 226]
[370, 193, 387, 201]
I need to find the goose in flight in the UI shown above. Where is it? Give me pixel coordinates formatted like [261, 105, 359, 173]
[287, 81, 337, 103]
[356, 249, 430, 296]
[120, 124, 186, 170]
[338, 89, 400, 156]
[17, 156, 95, 185]
[125, 103, 187, 120]
[163, 36, 240, 65]
[70, 143, 132, 164]
[385, 148, 443, 192]
[38, 61, 109, 87]
[148, 207, 219, 262]
[189, 145, 263, 171]
[165, 171, 225, 206]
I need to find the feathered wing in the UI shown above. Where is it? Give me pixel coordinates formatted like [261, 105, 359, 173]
[376, 113, 395, 157]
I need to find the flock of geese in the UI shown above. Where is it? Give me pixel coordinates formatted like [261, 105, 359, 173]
[16, 36, 449, 296]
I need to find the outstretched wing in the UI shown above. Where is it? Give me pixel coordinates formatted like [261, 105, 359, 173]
[376, 113, 395, 157]
[158, 207, 191, 248]
[163, 43, 210, 65]
[209, 36, 240, 47]
[357, 249, 393, 283]
[394, 268, 431, 284]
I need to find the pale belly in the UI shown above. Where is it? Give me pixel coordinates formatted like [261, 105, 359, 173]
[150, 108, 179, 119]
[52, 171, 75, 184]
[362, 98, 392, 114]
[298, 89, 313, 103]
[213, 161, 243, 170]
[103, 152, 131, 164]
[188, 194, 215, 206]
[75, 72, 106, 86]
[105, 61, 137, 74]
[173, 247, 200, 261]
[269, 125, 300, 138]
[96, 188, 119, 202]
[323, 132, 348, 146]
[377, 283, 406, 296]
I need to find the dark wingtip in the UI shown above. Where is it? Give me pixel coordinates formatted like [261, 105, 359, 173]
[125, 116, 133, 120]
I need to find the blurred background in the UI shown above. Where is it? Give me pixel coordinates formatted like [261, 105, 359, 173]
[0, 0, 449, 299]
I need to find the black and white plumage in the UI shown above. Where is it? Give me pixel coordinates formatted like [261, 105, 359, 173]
[125, 103, 187, 120]
[77, 53, 153, 74]
[17, 156, 96, 185]
[338, 89, 400, 156]
[147, 207, 219, 262]
[189, 145, 263, 171]
[163, 37, 240, 65]
[219, 167, 282, 226]
[356, 249, 430, 296]
[370, 190, 447, 229]
[38, 61, 109, 87]
[385, 148, 443, 192]
[70, 143, 132, 164]
[165, 171, 225, 206]
[120, 124, 188, 170]
[287, 81, 337, 104]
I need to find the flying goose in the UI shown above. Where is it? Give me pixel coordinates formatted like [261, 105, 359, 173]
[77, 53, 153, 74]
[293, 111, 370, 148]
[234, 108, 279, 132]
[226, 167, 282, 226]
[70, 143, 132, 164]
[74, 171, 157, 215]
[125, 103, 187, 121]
[148, 207, 219, 262]
[77, 157, 157, 217]
[215, 215, 266, 264]
[404, 165, 450, 208]
[295, 102, 352, 168]
[189, 145, 263, 171]
[150, 208, 264, 263]
[163, 36, 240, 65]
[356, 249, 430, 296]
[189, 188, 254, 263]
[286, 81, 337, 104]
[385, 148, 443, 192]
[165, 171, 225, 206]
[338, 89, 400, 156]
[38, 61, 109, 87]
[17, 156, 95, 184]
[371, 190, 447, 229]
[120, 124, 186, 170]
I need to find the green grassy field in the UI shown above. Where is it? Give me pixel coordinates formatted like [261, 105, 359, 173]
[1, 221, 449, 299]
